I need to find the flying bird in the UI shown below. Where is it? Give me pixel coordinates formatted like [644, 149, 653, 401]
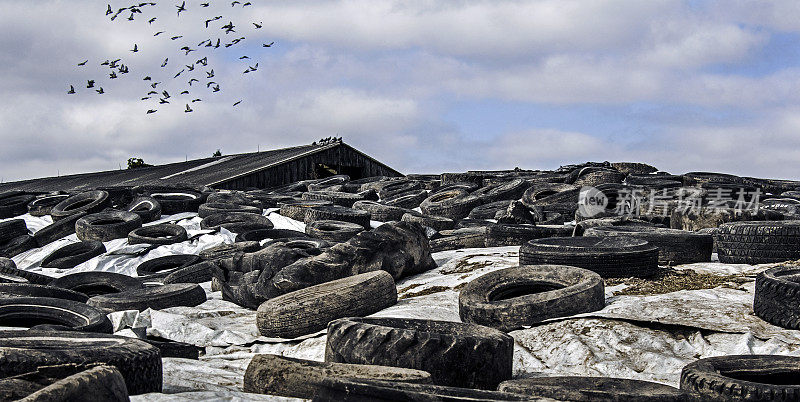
[263, 42, 274, 47]
[212, 84, 220, 92]
[143, 76, 151, 81]
[196, 56, 207, 66]
[148, 17, 157, 23]
[174, 69, 184, 78]
[159, 98, 169, 104]
[147, 109, 157, 114]
[239, 55, 249, 59]
[100, 60, 110, 66]
[243, 2, 251, 5]
[106, 4, 113, 15]
[109, 71, 117, 79]
[147, 90, 158, 95]
[151, 82, 160, 88]
[78, 60, 88, 66]
[185, 104, 193, 112]
[170, 35, 182, 40]
[206, 81, 217, 88]
[87, 80, 95, 88]
[188, 78, 199, 86]
[176, 1, 186, 16]
[233, 100, 241, 106]
[201, 2, 209, 6]
[96, 87, 104, 94]
[161, 58, 168, 67]
[231, 1, 240, 5]
[154, 31, 164, 36]
[131, 44, 138, 52]
[67, 85, 75, 94]
[162, 90, 170, 98]
[253, 22, 262, 29]
[180, 90, 189, 94]
[191, 98, 202, 102]
[127, 13, 134, 21]
[206, 69, 214, 78]
[141, 97, 150, 100]
[185, 64, 195, 71]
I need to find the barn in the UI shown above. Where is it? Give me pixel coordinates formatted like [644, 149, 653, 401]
[0, 139, 402, 192]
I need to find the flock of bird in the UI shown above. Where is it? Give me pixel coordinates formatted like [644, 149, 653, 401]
[67, 1, 274, 115]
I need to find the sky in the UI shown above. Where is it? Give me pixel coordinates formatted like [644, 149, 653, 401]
[2, 0, 800, 183]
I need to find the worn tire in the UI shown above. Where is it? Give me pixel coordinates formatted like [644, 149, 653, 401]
[420, 190, 481, 221]
[0, 297, 112, 333]
[352, 200, 407, 222]
[312, 376, 531, 402]
[75, 211, 142, 242]
[401, 212, 454, 232]
[257, 271, 397, 338]
[305, 205, 371, 228]
[0, 330, 162, 395]
[127, 223, 188, 246]
[471, 178, 529, 203]
[142, 335, 201, 359]
[136, 254, 201, 280]
[381, 189, 428, 209]
[0, 234, 37, 258]
[754, 266, 800, 329]
[2, 364, 129, 402]
[87, 283, 206, 312]
[279, 199, 333, 221]
[498, 376, 687, 401]
[324, 317, 513, 389]
[243, 354, 430, 399]
[0, 194, 36, 218]
[485, 224, 573, 247]
[459, 265, 605, 331]
[33, 212, 87, 248]
[0, 284, 88, 302]
[680, 355, 800, 401]
[0, 258, 53, 285]
[146, 190, 204, 215]
[0, 219, 28, 243]
[50, 191, 110, 221]
[302, 191, 364, 208]
[126, 196, 162, 223]
[50, 272, 144, 297]
[305, 220, 365, 243]
[235, 228, 308, 242]
[163, 261, 215, 285]
[200, 212, 273, 233]
[197, 202, 261, 218]
[520, 236, 660, 278]
[429, 228, 486, 252]
[27, 194, 71, 217]
[40, 241, 106, 269]
[583, 226, 713, 265]
[716, 221, 800, 264]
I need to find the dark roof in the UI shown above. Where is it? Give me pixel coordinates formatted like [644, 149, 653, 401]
[0, 141, 398, 193]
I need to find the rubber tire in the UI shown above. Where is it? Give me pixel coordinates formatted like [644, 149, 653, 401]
[1, 364, 129, 402]
[0, 258, 53, 285]
[324, 317, 513, 389]
[470, 178, 529, 204]
[0, 330, 162, 395]
[680, 355, 800, 401]
[126, 196, 162, 223]
[243, 354, 431, 399]
[583, 226, 713, 265]
[0, 272, 27, 284]
[352, 200, 407, 222]
[40, 241, 106, 269]
[50, 272, 144, 297]
[87, 283, 206, 312]
[305, 220, 365, 243]
[498, 376, 687, 402]
[200, 212, 273, 232]
[468, 200, 512, 220]
[381, 189, 428, 209]
[148, 190, 204, 215]
[716, 221, 800, 264]
[429, 228, 486, 252]
[0, 297, 112, 333]
[420, 191, 481, 221]
[75, 211, 142, 242]
[302, 191, 364, 208]
[234, 228, 308, 242]
[197, 202, 261, 218]
[136, 254, 201, 280]
[401, 212, 455, 232]
[0, 194, 36, 218]
[257, 271, 397, 338]
[459, 265, 605, 331]
[127, 224, 188, 246]
[304, 205, 371, 228]
[520, 236, 660, 278]
[33, 212, 87, 248]
[0, 284, 88, 303]
[485, 224, 573, 247]
[0, 234, 37, 258]
[279, 199, 333, 221]
[142, 335, 201, 359]
[0, 219, 28, 243]
[312, 377, 532, 402]
[754, 266, 800, 329]
[26, 194, 70, 217]
[50, 191, 110, 221]
[163, 261, 215, 285]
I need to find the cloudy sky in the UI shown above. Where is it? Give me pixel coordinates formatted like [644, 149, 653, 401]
[2, 0, 800, 183]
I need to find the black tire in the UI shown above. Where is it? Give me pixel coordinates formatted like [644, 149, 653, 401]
[50, 191, 110, 221]
[136, 254, 201, 280]
[468, 200, 512, 220]
[33, 211, 87, 248]
[0, 258, 53, 285]
[75, 211, 142, 242]
[429, 228, 486, 252]
[754, 266, 800, 329]
[305, 220, 365, 243]
[197, 202, 261, 218]
[50, 272, 144, 297]
[313, 377, 532, 402]
[148, 190, 203, 215]
[200, 212, 273, 232]
[716, 221, 800, 264]
[207, 191, 263, 209]
[305, 205, 371, 228]
[199, 242, 262, 261]
[376, 180, 422, 199]
[0, 219, 28, 243]
[27, 194, 71, 217]
[0, 272, 27, 284]
[401, 212, 454, 232]
[324, 317, 513, 389]
[521, 183, 579, 209]
[680, 355, 800, 401]
[352, 200, 407, 222]
[126, 196, 162, 223]
[244, 354, 430, 399]
[485, 224, 573, 247]
[0, 363, 129, 402]
[279, 199, 333, 221]
[520, 236, 660, 278]
[235, 228, 308, 242]
[459, 265, 604, 331]
[40, 241, 106, 269]
[0, 330, 162, 395]
[0, 284, 88, 302]
[142, 335, 201, 359]
[127, 224, 188, 246]
[163, 261, 215, 284]
[87, 283, 206, 312]
[0, 234, 37, 258]
[583, 226, 713, 265]
[0, 194, 36, 218]
[573, 169, 626, 187]
[610, 162, 659, 175]
[244, 192, 296, 208]
[257, 271, 396, 338]
[471, 178, 529, 203]
[0, 297, 112, 333]
[500, 376, 687, 401]
[381, 189, 428, 209]
[420, 190, 481, 220]
[302, 191, 364, 208]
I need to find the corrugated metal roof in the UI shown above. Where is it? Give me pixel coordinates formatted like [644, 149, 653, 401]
[0, 142, 370, 193]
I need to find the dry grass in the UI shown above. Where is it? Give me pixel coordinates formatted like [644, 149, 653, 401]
[398, 285, 452, 299]
[606, 269, 751, 296]
[442, 259, 495, 274]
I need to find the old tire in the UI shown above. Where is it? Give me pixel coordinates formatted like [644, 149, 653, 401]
[197, 202, 261, 218]
[235, 228, 308, 242]
[754, 266, 800, 329]
[0, 194, 36, 218]
[420, 190, 481, 221]
[313, 377, 531, 402]
[305, 205, 371, 228]
[0, 234, 37, 258]
[485, 224, 573, 247]
[324, 317, 513, 389]
[243, 354, 431, 399]
[0, 284, 88, 303]
[75, 211, 142, 242]
[0, 258, 53, 285]
[716, 221, 800, 264]
[305, 220, 365, 243]
[136, 254, 201, 280]
[520, 236, 660, 278]
[87, 283, 206, 312]
[163, 261, 215, 285]
[401, 212, 455, 232]
[0, 330, 162, 395]
[257, 271, 397, 338]
[50, 272, 144, 297]
[127, 224, 188, 246]
[279, 199, 333, 221]
[0, 297, 112, 333]
[583, 226, 713, 265]
[27, 194, 71, 217]
[680, 355, 800, 401]
[0, 219, 28, 243]
[459, 265, 605, 331]
[32, 212, 87, 248]
[352, 200, 407, 222]
[126, 196, 162, 223]
[200, 212, 273, 233]
[50, 191, 110, 221]
[498, 376, 687, 401]
[40, 241, 106, 269]
[1, 364, 129, 402]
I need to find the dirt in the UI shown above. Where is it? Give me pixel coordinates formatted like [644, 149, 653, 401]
[441, 258, 496, 274]
[606, 268, 751, 296]
[398, 285, 451, 299]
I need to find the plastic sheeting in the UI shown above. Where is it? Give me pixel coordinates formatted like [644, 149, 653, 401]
[4, 211, 800, 400]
